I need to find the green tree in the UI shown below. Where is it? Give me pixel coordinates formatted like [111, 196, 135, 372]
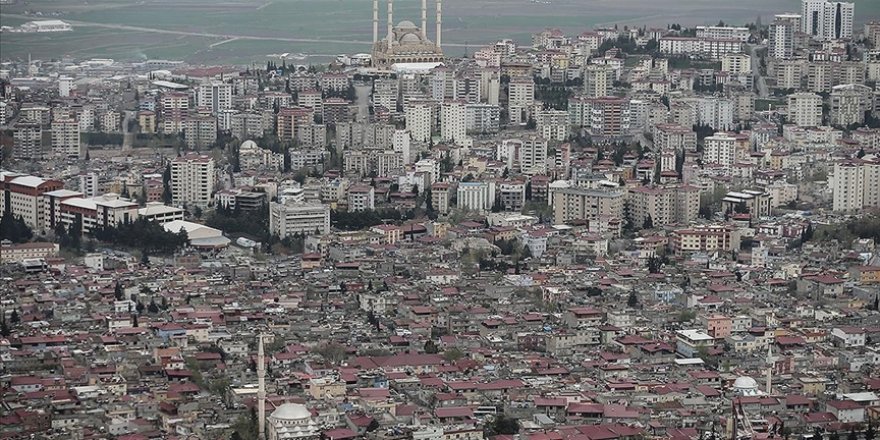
[487, 414, 520, 435]
[627, 291, 638, 308]
[643, 214, 654, 230]
[10, 310, 20, 324]
[424, 339, 440, 354]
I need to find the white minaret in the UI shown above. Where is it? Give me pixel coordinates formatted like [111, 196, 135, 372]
[257, 334, 266, 439]
[421, 0, 428, 40]
[435, 0, 442, 48]
[387, 0, 394, 48]
[765, 343, 774, 395]
[373, 0, 379, 43]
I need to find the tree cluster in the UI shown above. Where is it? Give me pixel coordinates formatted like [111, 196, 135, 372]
[92, 218, 189, 255]
[0, 214, 33, 243]
[206, 203, 271, 242]
[330, 208, 415, 231]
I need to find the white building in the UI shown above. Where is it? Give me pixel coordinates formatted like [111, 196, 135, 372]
[832, 159, 880, 211]
[171, 154, 215, 209]
[1, 174, 64, 230]
[267, 403, 319, 440]
[392, 129, 412, 164]
[536, 109, 570, 141]
[58, 77, 74, 98]
[802, 0, 854, 40]
[196, 81, 233, 114]
[441, 100, 467, 145]
[457, 181, 496, 212]
[20, 20, 72, 32]
[769, 14, 801, 59]
[508, 77, 535, 125]
[696, 25, 750, 42]
[138, 203, 185, 225]
[787, 92, 823, 127]
[269, 189, 330, 238]
[704, 133, 738, 166]
[347, 185, 375, 212]
[406, 100, 434, 142]
[721, 53, 751, 74]
[79, 173, 99, 198]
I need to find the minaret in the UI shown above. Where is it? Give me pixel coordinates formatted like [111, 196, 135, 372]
[387, 0, 394, 49]
[257, 334, 266, 439]
[435, 0, 442, 48]
[765, 343, 774, 395]
[421, 0, 427, 40]
[373, 0, 379, 43]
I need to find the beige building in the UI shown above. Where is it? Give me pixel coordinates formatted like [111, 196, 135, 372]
[171, 154, 215, 209]
[787, 92, 823, 127]
[627, 185, 700, 228]
[51, 117, 80, 158]
[551, 182, 625, 225]
[833, 159, 880, 211]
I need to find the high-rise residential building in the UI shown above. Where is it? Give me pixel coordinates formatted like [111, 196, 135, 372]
[830, 85, 868, 127]
[51, 117, 80, 158]
[160, 92, 189, 134]
[832, 159, 880, 211]
[535, 109, 569, 141]
[582, 64, 610, 98]
[866, 22, 880, 48]
[13, 120, 43, 160]
[406, 100, 434, 142]
[440, 100, 467, 144]
[276, 107, 314, 142]
[196, 81, 233, 114]
[431, 182, 451, 214]
[392, 129, 412, 164]
[457, 181, 496, 212]
[465, 104, 501, 134]
[787, 92, 823, 127]
[171, 154, 215, 209]
[185, 115, 218, 150]
[588, 97, 631, 137]
[653, 124, 698, 153]
[769, 14, 801, 59]
[79, 173, 99, 198]
[58, 76, 74, 98]
[801, 0, 854, 41]
[833, 160, 864, 211]
[703, 132, 739, 166]
[508, 77, 535, 125]
[627, 185, 700, 228]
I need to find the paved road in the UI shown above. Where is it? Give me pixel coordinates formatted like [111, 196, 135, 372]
[748, 44, 770, 98]
[2, 13, 478, 48]
[122, 110, 135, 151]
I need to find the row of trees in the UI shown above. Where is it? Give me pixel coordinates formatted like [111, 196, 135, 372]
[330, 208, 416, 231]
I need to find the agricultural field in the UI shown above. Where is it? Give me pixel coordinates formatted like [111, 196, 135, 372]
[1, 0, 879, 64]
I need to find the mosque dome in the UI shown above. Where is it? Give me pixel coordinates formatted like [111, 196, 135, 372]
[240, 140, 258, 150]
[400, 33, 423, 44]
[271, 403, 311, 421]
[397, 20, 418, 29]
[733, 376, 760, 395]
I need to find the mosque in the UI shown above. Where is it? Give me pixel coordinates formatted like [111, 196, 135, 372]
[370, 0, 445, 69]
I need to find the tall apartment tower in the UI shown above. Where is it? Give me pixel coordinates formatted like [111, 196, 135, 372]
[801, 0, 854, 41]
[170, 153, 215, 208]
[768, 14, 801, 59]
